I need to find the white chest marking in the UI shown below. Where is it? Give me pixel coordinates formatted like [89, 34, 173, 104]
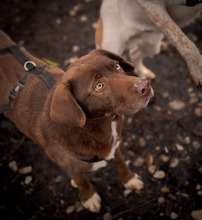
[105, 121, 120, 160]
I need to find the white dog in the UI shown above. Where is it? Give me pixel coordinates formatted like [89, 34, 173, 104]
[96, 0, 202, 86]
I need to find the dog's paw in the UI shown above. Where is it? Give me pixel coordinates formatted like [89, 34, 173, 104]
[82, 192, 101, 213]
[124, 174, 144, 191]
[188, 56, 202, 87]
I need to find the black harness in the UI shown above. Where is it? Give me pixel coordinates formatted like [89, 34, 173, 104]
[0, 45, 56, 113]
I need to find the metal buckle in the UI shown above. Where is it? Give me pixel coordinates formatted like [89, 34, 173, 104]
[9, 81, 24, 100]
[24, 61, 36, 71]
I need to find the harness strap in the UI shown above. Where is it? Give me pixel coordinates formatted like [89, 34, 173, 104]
[39, 72, 56, 89]
[0, 45, 56, 114]
[0, 120, 15, 129]
[0, 103, 13, 113]
[0, 45, 39, 73]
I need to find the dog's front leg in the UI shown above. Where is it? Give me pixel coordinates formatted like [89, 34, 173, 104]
[44, 147, 101, 213]
[113, 148, 144, 191]
[136, 0, 202, 86]
[69, 173, 101, 213]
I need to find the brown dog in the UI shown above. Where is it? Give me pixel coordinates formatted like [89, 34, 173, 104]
[0, 30, 153, 212]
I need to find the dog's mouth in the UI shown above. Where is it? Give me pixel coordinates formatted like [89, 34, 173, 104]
[145, 85, 154, 101]
[142, 86, 154, 107]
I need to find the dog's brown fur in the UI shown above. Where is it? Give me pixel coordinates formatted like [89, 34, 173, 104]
[0, 30, 153, 212]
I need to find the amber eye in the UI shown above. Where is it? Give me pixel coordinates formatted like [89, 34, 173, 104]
[116, 63, 122, 70]
[95, 82, 104, 91]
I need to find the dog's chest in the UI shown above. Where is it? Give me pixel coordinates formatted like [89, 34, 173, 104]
[105, 120, 120, 160]
[91, 120, 121, 171]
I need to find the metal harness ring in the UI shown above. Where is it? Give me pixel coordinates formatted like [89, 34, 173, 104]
[24, 60, 36, 71]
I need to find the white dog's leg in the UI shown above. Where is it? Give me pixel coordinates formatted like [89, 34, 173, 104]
[128, 31, 163, 79]
[131, 57, 156, 79]
[136, 0, 202, 86]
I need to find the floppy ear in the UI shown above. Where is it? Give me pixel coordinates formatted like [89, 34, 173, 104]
[50, 83, 86, 127]
[90, 49, 134, 72]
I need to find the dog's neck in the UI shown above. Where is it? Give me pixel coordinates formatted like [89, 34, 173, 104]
[48, 113, 120, 160]
[86, 113, 117, 123]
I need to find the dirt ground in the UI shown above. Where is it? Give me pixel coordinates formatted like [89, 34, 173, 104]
[0, 0, 202, 219]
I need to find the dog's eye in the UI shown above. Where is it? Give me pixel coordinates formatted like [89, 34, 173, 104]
[115, 63, 122, 70]
[95, 82, 104, 91]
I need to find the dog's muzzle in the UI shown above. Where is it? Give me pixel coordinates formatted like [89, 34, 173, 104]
[134, 79, 153, 98]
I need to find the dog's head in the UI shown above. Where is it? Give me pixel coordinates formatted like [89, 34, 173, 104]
[50, 49, 153, 127]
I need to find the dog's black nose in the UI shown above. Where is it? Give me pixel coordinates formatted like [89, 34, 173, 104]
[135, 80, 151, 96]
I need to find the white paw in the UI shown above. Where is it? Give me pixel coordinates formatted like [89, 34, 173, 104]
[82, 192, 101, 213]
[124, 174, 144, 191]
